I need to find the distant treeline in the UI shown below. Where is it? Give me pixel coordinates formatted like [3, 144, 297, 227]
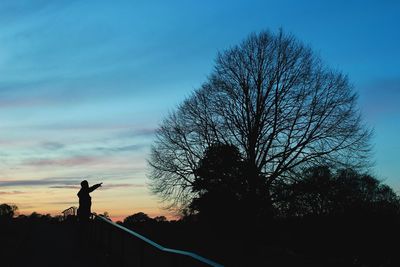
[2, 163, 399, 267]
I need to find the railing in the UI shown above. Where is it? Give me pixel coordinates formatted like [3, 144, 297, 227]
[91, 214, 224, 267]
[61, 206, 77, 220]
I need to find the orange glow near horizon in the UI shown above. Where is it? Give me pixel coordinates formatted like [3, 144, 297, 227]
[0, 182, 176, 221]
[0, 149, 177, 222]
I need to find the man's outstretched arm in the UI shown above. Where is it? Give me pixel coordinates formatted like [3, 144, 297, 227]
[89, 182, 102, 192]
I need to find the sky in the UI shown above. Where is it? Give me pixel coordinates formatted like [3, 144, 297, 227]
[0, 0, 399, 221]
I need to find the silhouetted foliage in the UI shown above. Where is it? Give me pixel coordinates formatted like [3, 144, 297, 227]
[29, 211, 41, 219]
[123, 212, 152, 225]
[154, 216, 167, 222]
[189, 143, 259, 222]
[275, 166, 400, 217]
[0, 203, 18, 220]
[149, 29, 371, 214]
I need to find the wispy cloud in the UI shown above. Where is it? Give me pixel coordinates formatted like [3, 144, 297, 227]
[0, 97, 55, 109]
[101, 183, 145, 189]
[0, 177, 80, 187]
[41, 142, 65, 150]
[24, 156, 101, 167]
[116, 128, 156, 138]
[0, 190, 25, 195]
[0, 176, 145, 190]
[48, 201, 77, 205]
[49, 183, 145, 190]
[48, 185, 80, 189]
[95, 144, 146, 153]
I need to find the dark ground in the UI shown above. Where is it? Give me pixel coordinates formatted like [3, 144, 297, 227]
[1, 216, 399, 267]
[0, 219, 109, 267]
[122, 215, 400, 267]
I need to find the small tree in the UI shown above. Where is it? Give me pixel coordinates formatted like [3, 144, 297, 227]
[0, 203, 18, 220]
[189, 143, 250, 222]
[123, 212, 152, 225]
[276, 166, 400, 217]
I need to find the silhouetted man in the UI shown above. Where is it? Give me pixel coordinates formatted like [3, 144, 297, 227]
[77, 180, 102, 223]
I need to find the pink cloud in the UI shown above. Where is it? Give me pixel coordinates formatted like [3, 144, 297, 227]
[48, 185, 80, 189]
[49, 183, 145, 190]
[101, 183, 146, 189]
[0, 190, 25, 195]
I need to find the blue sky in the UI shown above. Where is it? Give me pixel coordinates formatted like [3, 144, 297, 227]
[0, 0, 399, 219]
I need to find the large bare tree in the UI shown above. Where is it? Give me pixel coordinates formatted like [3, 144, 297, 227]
[148, 30, 371, 212]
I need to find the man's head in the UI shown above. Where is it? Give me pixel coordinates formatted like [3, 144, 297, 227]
[81, 180, 89, 189]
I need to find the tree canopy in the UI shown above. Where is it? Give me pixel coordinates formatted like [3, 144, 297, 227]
[149, 30, 371, 212]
